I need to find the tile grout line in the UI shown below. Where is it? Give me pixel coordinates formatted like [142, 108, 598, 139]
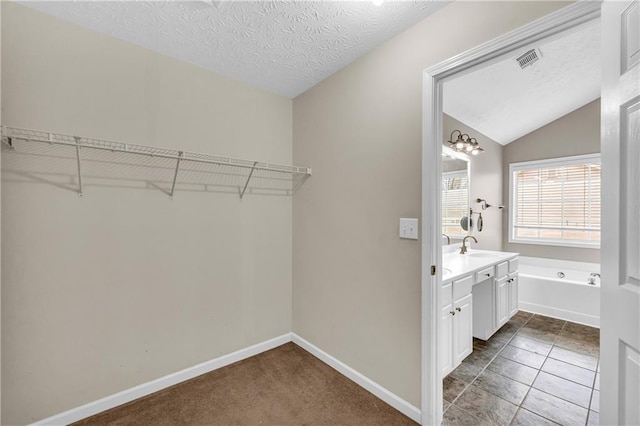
[445, 314, 600, 426]
[482, 316, 589, 425]
[508, 313, 542, 426]
[510, 317, 564, 426]
[516, 319, 596, 426]
[447, 313, 534, 425]
[518, 319, 569, 425]
[586, 358, 600, 424]
[552, 320, 592, 426]
[498, 322, 599, 389]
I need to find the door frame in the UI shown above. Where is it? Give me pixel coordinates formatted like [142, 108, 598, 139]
[420, 2, 602, 424]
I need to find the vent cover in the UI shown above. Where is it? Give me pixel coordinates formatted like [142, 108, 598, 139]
[515, 48, 542, 69]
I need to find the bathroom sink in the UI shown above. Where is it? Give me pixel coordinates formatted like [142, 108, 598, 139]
[467, 252, 501, 258]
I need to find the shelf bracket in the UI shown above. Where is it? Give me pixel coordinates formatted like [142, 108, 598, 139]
[170, 151, 184, 199]
[240, 161, 258, 200]
[2, 136, 14, 150]
[74, 136, 84, 196]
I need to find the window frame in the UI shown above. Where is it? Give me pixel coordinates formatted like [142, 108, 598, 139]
[442, 169, 469, 239]
[508, 153, 601, 249]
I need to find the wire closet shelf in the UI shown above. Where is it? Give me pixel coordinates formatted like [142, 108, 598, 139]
[1, 126, 312, 199]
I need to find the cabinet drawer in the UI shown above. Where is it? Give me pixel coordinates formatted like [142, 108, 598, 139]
[496, 261, 509, 278]
[475, 266, 495, 283]
[509, 258, 519, 273]
[453, 275, 473, 300]
[442, 282, 453, 308]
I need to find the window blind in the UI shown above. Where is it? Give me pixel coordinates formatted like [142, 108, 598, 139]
[511, 154, 601, 247]
[442, 171, 468, 237]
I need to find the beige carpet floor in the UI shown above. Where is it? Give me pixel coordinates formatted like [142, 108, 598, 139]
[74, 342, 417, 426]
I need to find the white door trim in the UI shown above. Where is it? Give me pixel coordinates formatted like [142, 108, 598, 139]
[420, 2, 602, 424]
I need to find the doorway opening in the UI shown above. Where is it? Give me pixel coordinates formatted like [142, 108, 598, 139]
[420, 2, 602, 424]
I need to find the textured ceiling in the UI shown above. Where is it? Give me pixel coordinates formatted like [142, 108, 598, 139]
[20, 0, 448, 98]
[444, 20, 601, 145]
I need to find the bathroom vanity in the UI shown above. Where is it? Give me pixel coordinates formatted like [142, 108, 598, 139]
[440, 249, 519, 376]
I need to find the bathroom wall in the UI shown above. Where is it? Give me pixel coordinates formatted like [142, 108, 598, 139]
[443, 114, 503, 251]
[502, 99, 601, 263]
[293, 1, 571, 409]
[2, 4, 293, 424]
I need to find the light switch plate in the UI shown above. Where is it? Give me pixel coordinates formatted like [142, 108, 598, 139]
[399, 218, 419, 240]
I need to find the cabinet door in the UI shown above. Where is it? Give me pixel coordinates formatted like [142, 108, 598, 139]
[508, 274, 518, 318]
[453, 293, 473, 366]
[440, 303, 454, 376]
[496, 276, 509, 329]
[472, 278, 495, 340]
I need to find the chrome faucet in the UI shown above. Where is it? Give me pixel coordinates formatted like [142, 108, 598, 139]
[442, 234, 451, 245]
[588, 272, 601, 286]
[460, 236, 478, 254]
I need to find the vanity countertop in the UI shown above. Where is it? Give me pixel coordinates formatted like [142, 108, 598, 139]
[443, 249, 519, 282]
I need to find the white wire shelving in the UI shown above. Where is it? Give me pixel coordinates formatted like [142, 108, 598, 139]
[1, 126, 312, 198]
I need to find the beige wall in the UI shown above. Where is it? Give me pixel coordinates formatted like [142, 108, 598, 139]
[1, 1, 585, 422]
[502, 99, 601, 263]
[1, 4, 293, 424]
[292, 1, 570, 408]
[444, 114, 504, 251]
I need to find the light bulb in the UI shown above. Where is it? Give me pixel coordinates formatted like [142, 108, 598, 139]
[471, 149, 479, 155]
[456, 141, 464, 149]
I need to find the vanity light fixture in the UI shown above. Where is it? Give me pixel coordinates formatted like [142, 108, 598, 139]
[468, 138, 485, 155]
[448, 130, 484, 155]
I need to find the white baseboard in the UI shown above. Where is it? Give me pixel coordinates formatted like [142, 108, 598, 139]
[31, 332, 421, 425]
[31, 333, 292, 426]
[291, 333, 422, 424]
[519, 302, 600, 328]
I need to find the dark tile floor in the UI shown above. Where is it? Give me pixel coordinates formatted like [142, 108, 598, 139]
[443, 311, 600, 426]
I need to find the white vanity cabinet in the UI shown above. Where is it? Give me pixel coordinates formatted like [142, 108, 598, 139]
[472, 256, 519, 341]
[441, 275, 473, 376]
[441, 250, 520, 375]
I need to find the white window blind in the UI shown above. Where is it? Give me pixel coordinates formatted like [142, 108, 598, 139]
[510, 154, 601, 248]
[442, 170, 469, 237]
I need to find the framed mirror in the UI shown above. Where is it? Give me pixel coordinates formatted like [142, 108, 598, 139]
[442, 146, 470, 245]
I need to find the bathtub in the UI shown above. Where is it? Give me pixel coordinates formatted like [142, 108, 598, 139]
[518, 256, 600, 328]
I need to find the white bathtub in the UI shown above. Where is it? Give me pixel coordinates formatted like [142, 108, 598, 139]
[518, 256, 600, 328]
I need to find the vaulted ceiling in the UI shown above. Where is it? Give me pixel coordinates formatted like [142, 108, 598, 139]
[444, 20, 601, 145]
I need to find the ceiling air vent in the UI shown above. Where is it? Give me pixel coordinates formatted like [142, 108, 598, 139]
[515, 48, 542, 69]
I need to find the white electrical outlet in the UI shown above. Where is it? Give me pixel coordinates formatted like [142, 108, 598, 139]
[399, 218, 419, 240]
